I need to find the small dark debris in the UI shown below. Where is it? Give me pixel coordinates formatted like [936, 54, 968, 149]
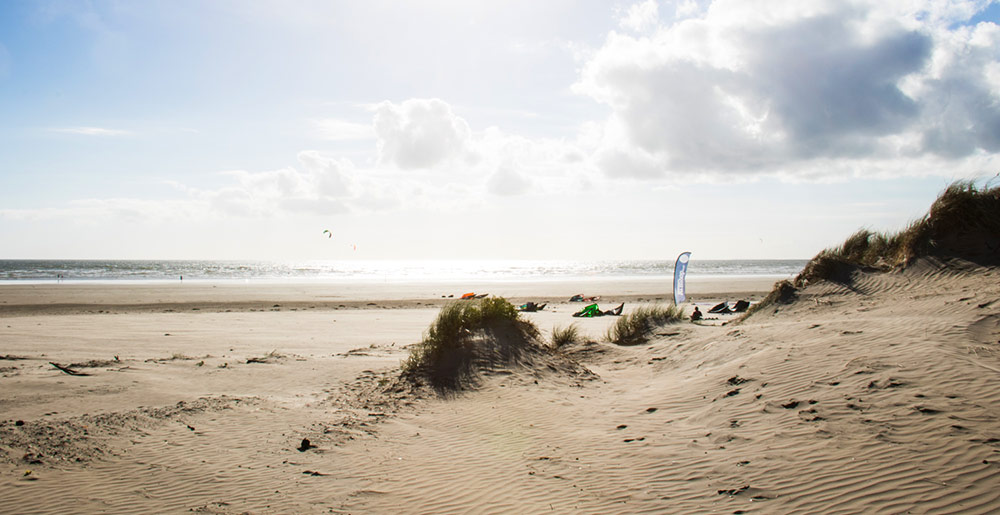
[15, 420, 24, 426]
[781, 401, 799, 409]
[718, 485, 750, 496]
[616, 424, 627, 430]
[21, 453, 43, 465]
[725, 389, 740, 397]
[727, 376, 748, 386]
[303, 470, 326, 476]
[297, 438, 314, 452]
[646, 407, 658, 413]
[49, 362, 90, 376]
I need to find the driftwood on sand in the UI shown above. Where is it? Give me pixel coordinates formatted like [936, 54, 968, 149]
[49, 362, 91, 376]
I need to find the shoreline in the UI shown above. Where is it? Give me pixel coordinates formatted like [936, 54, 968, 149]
[0, 275, 781, 315]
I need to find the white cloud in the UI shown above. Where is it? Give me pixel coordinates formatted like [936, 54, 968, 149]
[487, 163, 532, 196]
[50, 126, 131, 136]
[576, 0, 1000, 179]
[201, 152, 359, 217]
[374, 98, 472, 170]
[618, 0, 659, 32]
[674, 0, 703, 20]
[11, 98, 584, 227]
[0, 198, 198, 223]
[313, 118, 375, 140]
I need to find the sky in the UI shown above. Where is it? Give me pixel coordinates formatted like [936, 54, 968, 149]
[1, 0, 999, 261]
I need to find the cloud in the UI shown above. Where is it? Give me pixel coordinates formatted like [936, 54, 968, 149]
[618, 0, 659, 32]
[202, 152, 358, 217]
[576, 0, 1000, 179]
[0, 198, 198, 223]
[374, 98, 472, 169]
[313, 119, 375, 140]
[50, 126, 131, 136]
[915, 21, 1000, 157]
[487, 163, 532, 196]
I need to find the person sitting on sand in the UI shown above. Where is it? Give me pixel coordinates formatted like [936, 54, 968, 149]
[690, 306, 703, 321]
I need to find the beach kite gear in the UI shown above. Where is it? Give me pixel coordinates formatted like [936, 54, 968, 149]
[572, 302, 623, 317]
[708, 302, 732, 314]
[572, 303, 603, 317]
[518, 302, 547, 312]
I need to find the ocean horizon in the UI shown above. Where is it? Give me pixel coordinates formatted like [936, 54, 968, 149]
[0, 259, 808, 284]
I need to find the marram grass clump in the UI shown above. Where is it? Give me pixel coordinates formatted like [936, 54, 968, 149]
[740, 180, 1000, 322]
[402, 297, 538, 388]
[551, 323, 583, 348]
[606, 303, 684, 345]
[796, 180, 1000, 286]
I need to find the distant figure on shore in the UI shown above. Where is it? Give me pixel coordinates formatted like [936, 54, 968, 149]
[690, 306, 702, 321]
[180, 275, 183, 281]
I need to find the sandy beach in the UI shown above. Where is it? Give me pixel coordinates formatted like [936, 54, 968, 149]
[2, 268, 999, 513]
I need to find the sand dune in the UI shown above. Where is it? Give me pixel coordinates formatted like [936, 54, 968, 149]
[1, 264, 998, 513]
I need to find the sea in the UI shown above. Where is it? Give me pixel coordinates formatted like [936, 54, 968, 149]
[0, 259, 807, 284]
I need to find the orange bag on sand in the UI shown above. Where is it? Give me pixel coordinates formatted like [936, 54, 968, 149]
[461, 292, 476, 300]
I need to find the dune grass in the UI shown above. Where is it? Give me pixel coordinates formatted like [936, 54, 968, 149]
[551, 323, 583, 348]
[740, 180, 999, 322]
[796, 180, 1000, 286]
[402, 297, 537, 386]
[606, 303, 685, 345]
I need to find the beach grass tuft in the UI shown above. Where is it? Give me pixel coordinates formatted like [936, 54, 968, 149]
[796, 180, 1000, 286]
[742, 180, 1000, 321]
[606, 303, 684, 345]
[402, 297, 538, 387]
[551, 324, 583, 348]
